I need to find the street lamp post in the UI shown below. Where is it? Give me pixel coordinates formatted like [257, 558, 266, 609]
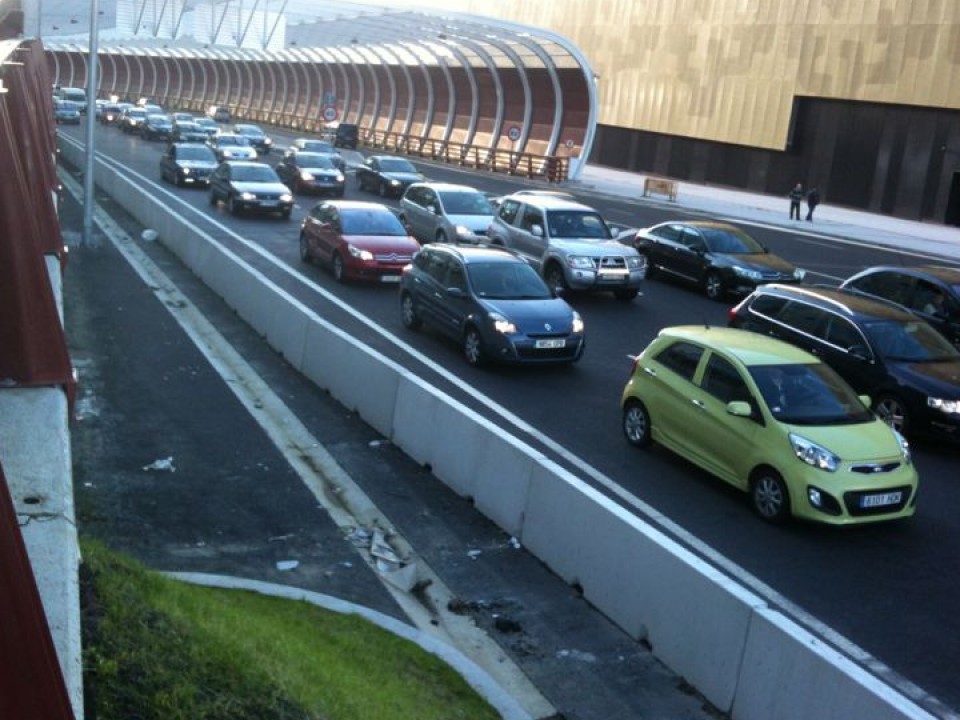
[82, 0, 99, 246]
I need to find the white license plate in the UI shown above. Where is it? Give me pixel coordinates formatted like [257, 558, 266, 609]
[259, 200, 278, 207]
[535, 338, 565, 349]
[598, 269, 629, 276]
[860, 491, 902, 508]
[380, 275, 401, 283]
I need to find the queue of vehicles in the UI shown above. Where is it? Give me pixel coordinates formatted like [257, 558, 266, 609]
[93, 109, 955, 528]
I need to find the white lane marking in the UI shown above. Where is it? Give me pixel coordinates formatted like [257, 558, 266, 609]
[60, 169, 553, 720]
[63, 137, 953, 715]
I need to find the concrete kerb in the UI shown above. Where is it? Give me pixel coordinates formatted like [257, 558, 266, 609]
[60, 135, 937, 720]
[166, 572, 534, 720]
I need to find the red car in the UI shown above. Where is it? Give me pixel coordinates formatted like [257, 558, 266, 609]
[299, 200, 421, 283]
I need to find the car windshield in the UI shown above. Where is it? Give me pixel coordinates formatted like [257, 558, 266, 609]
[296, 153, 336, 169]
[231, 166, 279, 183]
[237, 125, 264, 137]
[217, 135, 249, 146]
[379, 158, 416, 172]
[196, 118, 216, 128]
[127, 109, 146, 118]
[701, 227, 764, 254]
[439, 191, 494, 216]
[340, 208, 406, 236]
[547, 211, 611, 239]
[179, 146, 215, 161]
[862, 319, 960, 361]
[468, 262, 551, 300]
[750, 363, 873, 425]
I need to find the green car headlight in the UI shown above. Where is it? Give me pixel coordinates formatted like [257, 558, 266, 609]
[789, 432, 839, 472]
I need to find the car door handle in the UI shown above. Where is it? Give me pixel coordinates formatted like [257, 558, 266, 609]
[691, 399, 706, 410]
[643, 366, 657, 377]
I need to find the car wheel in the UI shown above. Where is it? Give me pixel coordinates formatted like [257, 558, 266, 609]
[356, 175, 365, 191]
[750, 469, 791, 523]
[622, 399, 652, 448]
[463, 326, 486, 367]
[874, 394, 910, 435]
[208, 190, 217, 206]
[400, 292, 422, 330]
[614, 288, 639, 302]
[299, 233, 311, 263]
[280, 208, 292, 220]
[378, 180, 388, 198]
[544, 263, 568, 294]
[227, 194, 240, 215]
[332, 253, 346, 283]
[704, 270, 725, 300]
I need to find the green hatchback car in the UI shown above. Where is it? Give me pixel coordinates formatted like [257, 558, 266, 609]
[620, 326, 918, 525]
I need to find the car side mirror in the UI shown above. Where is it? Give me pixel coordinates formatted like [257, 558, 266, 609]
[726, 401, 753, 417]
[531, 224, 544, 237]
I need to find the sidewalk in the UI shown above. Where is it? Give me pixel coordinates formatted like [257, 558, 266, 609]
[571, 165, 960, 261]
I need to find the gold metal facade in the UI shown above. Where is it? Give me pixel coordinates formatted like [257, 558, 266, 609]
[414, 0, 960, 150]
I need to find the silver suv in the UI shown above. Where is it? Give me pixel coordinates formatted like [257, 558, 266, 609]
[487, 194, 646, 301]
[399, 182, 495, 244]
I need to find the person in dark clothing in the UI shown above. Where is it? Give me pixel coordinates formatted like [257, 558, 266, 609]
[806, 187, 820, 221]
[789, 182, 804, 220]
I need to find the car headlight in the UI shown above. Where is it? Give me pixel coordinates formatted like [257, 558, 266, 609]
[733, 266, 763, 281]
[300, 171, 315, 181]
[892, 429, 912, 465]
[346, 244, 374, 261]
[390, 178, 402, 186]
[572, 311, 584, 334]
[240, 192, 257, 201]
[181, 167, 191, 175]
[455, 225, 476, 239]
[264, 138, 272, 146]
[279, 193, 293, 203]
[490, 312, 517, 335]
[625, 255, 643, 269]
[927, 397, 960, 415]
[788, 432, 839, 472]
[566, 255, 594, 270]
[335, 172, 345, 182]
[793, 268, 807, 280]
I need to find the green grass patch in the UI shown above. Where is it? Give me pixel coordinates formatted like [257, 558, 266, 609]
[80, 539, 501, 720]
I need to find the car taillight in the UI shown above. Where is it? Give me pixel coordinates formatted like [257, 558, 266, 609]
[728, 298, 747, 322]
[627, 353, 642, 377]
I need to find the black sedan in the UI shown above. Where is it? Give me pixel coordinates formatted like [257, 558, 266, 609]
[356, 155, 424, 198]
[160, 143, 218, 188]
[630, 221, 805, 300]
[171, 121, 209, 143]
[399, 244, 585, 367]
[275, 152, 345, 196]
[233, 123, 273, 155]
[208, 161, 294, 219]
[141, 114, 174, 141]
[840, 265, 960, 347]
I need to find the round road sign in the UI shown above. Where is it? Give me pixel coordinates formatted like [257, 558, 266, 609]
[507, 126, 521, 142]
[322, 105, 338, 122]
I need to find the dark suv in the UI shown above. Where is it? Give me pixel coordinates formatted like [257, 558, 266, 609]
[728, 284, 960, 439]
[399, 244, 585, 367]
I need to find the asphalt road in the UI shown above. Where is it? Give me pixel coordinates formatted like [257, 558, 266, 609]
[59, 120, 960, 719]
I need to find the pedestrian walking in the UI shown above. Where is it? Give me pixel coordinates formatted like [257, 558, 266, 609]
[806, 186, 820, 221]
[789, 182, 804, 220]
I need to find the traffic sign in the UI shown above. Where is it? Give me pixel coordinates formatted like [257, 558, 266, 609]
[507, 126, 521, 142]
[322, 105, 338, 122]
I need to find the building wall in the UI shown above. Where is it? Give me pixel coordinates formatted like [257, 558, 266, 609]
[409, 0, 960, 222]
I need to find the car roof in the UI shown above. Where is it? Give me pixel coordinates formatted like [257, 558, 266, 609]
[222, 160, 269, 168]
[659, 325, 820, 367]
[423, 243, 525, 264]
[654, 220, 741, 232]
[408, 182, 482, 193]
[749, 283, 918, 321]
[321, 200, 397, 212]
[502, 193, 595, 211]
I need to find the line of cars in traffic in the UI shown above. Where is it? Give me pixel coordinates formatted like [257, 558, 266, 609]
[138, 115, 958, 526]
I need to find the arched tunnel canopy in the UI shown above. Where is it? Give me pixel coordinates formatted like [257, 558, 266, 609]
[42, 0, 598, 177]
